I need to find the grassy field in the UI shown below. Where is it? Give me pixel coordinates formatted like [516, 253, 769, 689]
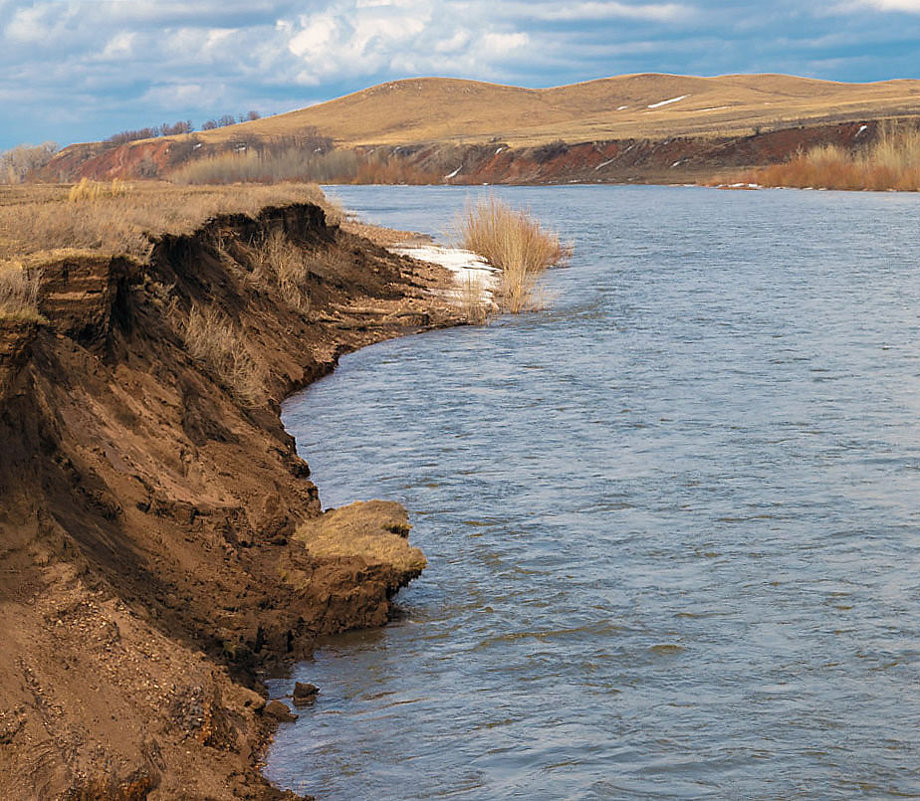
[186, 74, 920, 148]
[0, 181, 338, 263]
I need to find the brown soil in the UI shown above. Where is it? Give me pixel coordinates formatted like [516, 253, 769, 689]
[0, 203, 463, 799]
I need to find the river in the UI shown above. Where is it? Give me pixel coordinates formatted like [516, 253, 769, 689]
[269, 185, 920, 800]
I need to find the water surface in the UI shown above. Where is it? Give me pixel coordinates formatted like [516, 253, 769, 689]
[271, 185, 920, 800]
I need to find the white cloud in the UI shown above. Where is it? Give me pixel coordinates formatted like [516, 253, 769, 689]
[835, 0, 920, 10]
[521, 1, 693, 22]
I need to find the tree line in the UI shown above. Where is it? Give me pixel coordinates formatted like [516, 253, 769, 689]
[105, 111, 262, 146]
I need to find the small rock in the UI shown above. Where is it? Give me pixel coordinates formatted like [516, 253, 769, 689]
[264, 700, 298, 722]
[292, 682, 319, 706]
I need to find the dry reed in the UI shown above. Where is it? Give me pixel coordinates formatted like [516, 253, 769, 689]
[741, 122, 920, 191]
[458, 197, 569, 313]
[68, 178, 128, 202]
[183, 305, 266, 406]
[457, 273, 494, 325]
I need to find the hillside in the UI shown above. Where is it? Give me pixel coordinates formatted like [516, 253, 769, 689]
[200, 73, 920, 147]
[40, 73, 920, 185]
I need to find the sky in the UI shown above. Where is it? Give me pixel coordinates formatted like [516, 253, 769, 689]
[2, 0, 920, 151]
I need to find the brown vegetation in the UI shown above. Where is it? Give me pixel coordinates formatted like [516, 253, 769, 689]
[459, 197, 568, 313]
[740, 122, 920, 190]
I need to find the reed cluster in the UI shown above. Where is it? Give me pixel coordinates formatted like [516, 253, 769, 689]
[458, 197, 568, 313]
[743, 123, 920, 191]
[68, 178, 128, 202]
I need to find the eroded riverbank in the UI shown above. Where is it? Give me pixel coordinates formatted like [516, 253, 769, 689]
[0, 200, 466, 799]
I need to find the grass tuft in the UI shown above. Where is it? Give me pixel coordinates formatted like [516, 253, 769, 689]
[457, 196, 569, 313]
[183, 305, 266, 407]
[253, 230, 314, 313]
[0, 263, 43, 321]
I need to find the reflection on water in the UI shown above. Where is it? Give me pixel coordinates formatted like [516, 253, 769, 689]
[270, 185, 920, 800]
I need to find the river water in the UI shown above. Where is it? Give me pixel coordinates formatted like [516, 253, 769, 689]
[270, 185, 920, 800]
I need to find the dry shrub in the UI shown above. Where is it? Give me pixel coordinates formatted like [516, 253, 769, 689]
[184, 306, 265, 407]
[0, 263, 43, 321]
[0, 182, 335, 262]
[458, 196, 569, 313]
[741, 122, 920, 190]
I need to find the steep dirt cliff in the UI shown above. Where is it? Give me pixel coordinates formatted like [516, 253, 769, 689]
[0, 204, 460, 799]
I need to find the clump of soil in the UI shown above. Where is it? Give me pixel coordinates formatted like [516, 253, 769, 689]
[0, 202, 461, 799]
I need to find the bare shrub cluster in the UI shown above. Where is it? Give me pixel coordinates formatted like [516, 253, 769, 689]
[0, 264, 43, 321]
[1, 142, 59, 184]
[0, 182, 334, 262]
[458, 196, 569, 313]
[169, 147, 439, 186]
[183, 305, 265, 406]
[743, 122, 920, 191]
[169, 148, 359, 186]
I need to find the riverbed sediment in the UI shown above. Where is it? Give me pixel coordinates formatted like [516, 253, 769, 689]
[0, 202, 464, 799]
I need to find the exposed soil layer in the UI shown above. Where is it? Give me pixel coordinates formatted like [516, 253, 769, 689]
[0, 204, 461, 799]
[42, 119, 893, 186]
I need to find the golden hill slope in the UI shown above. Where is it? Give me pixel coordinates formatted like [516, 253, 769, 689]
[199, 73, 920, 147]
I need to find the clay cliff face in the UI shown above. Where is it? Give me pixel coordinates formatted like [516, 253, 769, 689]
[41, 119, 880, 186]
[0, 204, 458, 799]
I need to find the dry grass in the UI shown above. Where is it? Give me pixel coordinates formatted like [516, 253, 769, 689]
[742, 123, 920, 190]
[253, 229, 313, 312]
[0, 263, 43, 321]
[183, 305, 266, 406]
[0, 181, 336, 263]
[458, 197, 568, 313]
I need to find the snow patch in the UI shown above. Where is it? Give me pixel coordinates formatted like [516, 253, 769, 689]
[594, 158, 616, 171]
[445, 166, 462, 179]
[390, 244, 500, 306]
[647, 95, 688, 109]
[617, 105, 628, 111]
[856, 124, 868, 137]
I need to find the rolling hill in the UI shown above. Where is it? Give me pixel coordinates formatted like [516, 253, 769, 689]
[198, 73, 920, 147]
